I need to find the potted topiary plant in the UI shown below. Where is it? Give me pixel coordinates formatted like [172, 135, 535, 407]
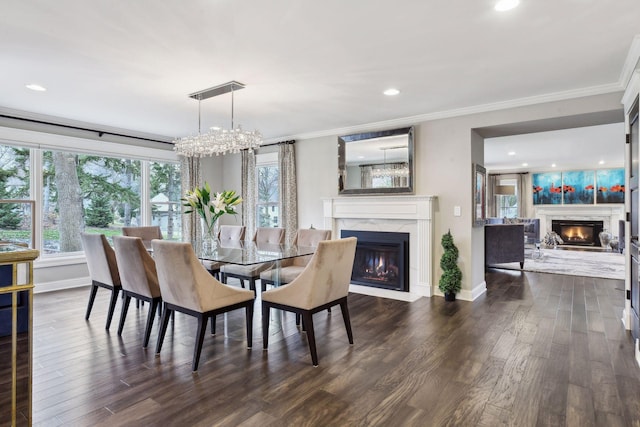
[439, 230, 462, 301]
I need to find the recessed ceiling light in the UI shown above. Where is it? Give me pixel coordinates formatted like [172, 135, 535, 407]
[495, 0, 520, 12]
[26, 83, 46, 92]
[599, 160, 605, 165]
[507, 151, 516, 156]
[522, 162, 528, 167]
[551, 163, 557, 168]
[383, 88, 400, 96]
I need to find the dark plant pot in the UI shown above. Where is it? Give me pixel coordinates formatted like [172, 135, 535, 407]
[444, 292, 456, 302]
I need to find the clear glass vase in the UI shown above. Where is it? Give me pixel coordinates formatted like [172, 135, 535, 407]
[201, 218, 219, 256]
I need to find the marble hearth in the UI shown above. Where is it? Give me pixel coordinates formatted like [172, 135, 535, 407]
[323, 196, 435, 302]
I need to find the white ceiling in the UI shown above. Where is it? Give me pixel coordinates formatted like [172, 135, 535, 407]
[484, 122, 626, 173]
[0, 1, 639, 144]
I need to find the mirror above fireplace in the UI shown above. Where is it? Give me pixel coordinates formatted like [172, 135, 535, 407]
[338, 127, 414, 195]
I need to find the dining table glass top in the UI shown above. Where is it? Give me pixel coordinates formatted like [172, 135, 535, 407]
[199, 240, 316, 266]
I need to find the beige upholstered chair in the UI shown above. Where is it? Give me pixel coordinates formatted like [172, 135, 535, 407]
[113, 235, 162, 348]
[202, 225, 246, 279]
[81, 233, 122, 330]
[122, 226, 163, 250]
[221, 227, 285, 291]
[152, 240, 255, 371]
[260, 228, 332, 291]
[261, 237, 357, 366]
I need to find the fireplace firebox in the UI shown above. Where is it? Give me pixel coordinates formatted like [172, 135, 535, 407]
[551, 220, 604, 246]
[340, 230, 409, 292]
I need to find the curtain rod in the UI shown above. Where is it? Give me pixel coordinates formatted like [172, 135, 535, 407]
[490, 171, 529, 176]
[0, 114, 173, 145]
[259, 139, 296, 148]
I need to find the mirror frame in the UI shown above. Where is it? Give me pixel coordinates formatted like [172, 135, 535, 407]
[338, 126, 414, 195]
[473, 163, 486, 227]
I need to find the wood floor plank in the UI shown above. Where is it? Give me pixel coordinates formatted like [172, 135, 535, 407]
[566, 383, 597, 427]
[27, 270, 640, 426]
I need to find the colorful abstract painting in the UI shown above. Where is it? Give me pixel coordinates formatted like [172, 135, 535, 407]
[596, 168, 625, 204]
[562, 170, 595, 204]
[532, 172, 562, 205]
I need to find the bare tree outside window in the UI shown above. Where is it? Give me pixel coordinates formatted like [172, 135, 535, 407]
[256, 164, 279, 227]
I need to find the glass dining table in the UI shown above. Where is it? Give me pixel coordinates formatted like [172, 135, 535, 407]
[199, 240, 316, 336]
[199, 240, 316, 272]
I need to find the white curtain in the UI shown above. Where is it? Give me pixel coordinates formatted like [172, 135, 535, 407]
[241, 150, 257, 240]
[279, 142, 298, 245]
[179, 156, 201, 247]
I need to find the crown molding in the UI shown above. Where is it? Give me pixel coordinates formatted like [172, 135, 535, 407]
[620, 35, 640, 90]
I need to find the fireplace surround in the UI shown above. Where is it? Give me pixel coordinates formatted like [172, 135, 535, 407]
[323, 196, 435, 302]
[534, 205, 624, 244]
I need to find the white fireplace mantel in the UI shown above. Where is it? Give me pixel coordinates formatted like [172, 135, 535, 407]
[534, 204, 624, 238]
[323, 195, 436, 302]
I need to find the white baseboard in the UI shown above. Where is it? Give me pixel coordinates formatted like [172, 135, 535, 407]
[622, 308, 632, 330]
[431, 281, 486, 302]
[348, 284, 423, 302]
[34, 276, 90, 294]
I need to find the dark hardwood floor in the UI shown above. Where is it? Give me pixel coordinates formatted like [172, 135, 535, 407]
[29, 270, 640, 426]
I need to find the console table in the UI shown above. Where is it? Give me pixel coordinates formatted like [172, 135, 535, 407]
[0, 244, 39, 426]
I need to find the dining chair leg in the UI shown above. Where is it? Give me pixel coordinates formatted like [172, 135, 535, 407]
[85, 283, 99, 320]
[302, 311, 318, 366]
[339, 299, 354, 344]
[211, 315, 216, 335]
[295, 313, 301, 326]
[117, 295, 132, 335]
[155, 307, 172, 355]
[193, 315, 208, 371]
[245, 302, 254, 349]
[262, 305, 271, 350]
[105, 287, 120, 330]
[143, 299, 159, 348]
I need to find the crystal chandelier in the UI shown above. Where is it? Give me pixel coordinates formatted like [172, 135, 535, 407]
[371, 165, 410, 178]
[173, 81, 262, 157]
[370, 146, 410, 178]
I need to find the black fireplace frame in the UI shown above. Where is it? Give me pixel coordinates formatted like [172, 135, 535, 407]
[340, 230, 410, 292]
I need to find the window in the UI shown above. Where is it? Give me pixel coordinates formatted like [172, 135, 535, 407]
[0, 144, 31, 245]
[0, 137, 179, 258]
[42, 150, 142, 253]
[496, 179, 518, 218]
[256, 153, 279, 228]
[150, 161, 182, 241]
